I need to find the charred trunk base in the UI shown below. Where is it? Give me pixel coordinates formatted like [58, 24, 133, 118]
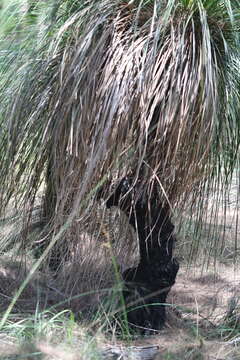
[121, 258, 179, 333]
[104, 176, 180, 333]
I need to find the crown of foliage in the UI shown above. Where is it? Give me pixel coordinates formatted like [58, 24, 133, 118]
[0, 0, 239, 238]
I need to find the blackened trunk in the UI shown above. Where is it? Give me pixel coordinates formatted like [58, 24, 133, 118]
[106, 176, 179, 332]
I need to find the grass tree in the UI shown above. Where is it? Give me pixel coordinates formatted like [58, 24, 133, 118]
[0, 0, 239, 330]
